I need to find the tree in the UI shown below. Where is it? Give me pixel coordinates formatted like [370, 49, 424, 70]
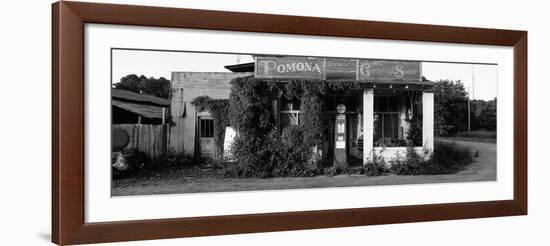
[471, 98, 497, 131]
[113, 74, 171, 99]
[433, 80, 469, 136]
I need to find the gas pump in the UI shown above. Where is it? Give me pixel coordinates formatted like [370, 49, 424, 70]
[333, 104, 348, 168]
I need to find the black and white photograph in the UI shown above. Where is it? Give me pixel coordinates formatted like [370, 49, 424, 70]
[110, 49, 497, 196]
[1, 0, 543, 245]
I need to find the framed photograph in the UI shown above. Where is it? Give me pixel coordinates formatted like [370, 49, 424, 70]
[52, 1, 527, 245]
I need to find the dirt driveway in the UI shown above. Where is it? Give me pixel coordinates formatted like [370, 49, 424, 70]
[112, 139, 496, 196]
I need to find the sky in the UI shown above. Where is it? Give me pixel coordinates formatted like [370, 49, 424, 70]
[112, 49, 497, 100]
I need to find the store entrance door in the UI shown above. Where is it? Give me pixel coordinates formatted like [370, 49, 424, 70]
[198, 116, 215, 159]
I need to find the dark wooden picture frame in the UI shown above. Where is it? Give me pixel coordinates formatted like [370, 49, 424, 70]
[52, 1, 527, 245]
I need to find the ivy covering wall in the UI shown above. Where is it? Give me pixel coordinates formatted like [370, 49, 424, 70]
[224, 77, 365, 177]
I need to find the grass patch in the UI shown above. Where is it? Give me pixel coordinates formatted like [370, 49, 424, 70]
[437, 130, 496, 143]
[455, 130, 496, 138]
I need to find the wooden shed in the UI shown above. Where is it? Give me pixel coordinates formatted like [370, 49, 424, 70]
[112, 89, 171, 158]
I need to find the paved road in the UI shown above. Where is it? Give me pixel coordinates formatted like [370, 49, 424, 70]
[113, 140, 496, 196]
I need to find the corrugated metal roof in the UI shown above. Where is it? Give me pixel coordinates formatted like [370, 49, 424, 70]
[112, 100, 165, 119]
[112, 89, 170, 106]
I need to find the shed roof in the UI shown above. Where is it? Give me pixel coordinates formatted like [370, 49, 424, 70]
[112, 100, 166, 119]
[112, 89, 170, 106]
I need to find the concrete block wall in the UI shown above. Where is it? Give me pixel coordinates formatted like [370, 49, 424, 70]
[169, 72, 252, 157]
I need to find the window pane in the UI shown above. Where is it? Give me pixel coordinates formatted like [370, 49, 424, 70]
[200, 119, 214, 138]
[208, 120, 214, 137]
[373, 114, 382, 142]
[281, 113, 299, 129]
[200, 120, 205, 137]
[383, 114, 391, 139]
[204, 120, 210, 138]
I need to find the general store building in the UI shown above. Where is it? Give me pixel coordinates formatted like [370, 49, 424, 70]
[169, 56, 435, 165]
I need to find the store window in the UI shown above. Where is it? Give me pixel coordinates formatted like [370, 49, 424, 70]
[373, 96, 403, 146]
[280, 98, 301, 128]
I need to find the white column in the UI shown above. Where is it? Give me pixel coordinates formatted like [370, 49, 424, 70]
[422, 92, 434, 152]
[363, 89, 374, 164]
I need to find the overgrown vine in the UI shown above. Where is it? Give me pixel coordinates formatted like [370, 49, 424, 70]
[224, 76, 363, 177]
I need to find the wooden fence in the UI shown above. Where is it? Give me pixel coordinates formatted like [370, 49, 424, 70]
[113, 124, 168, 158]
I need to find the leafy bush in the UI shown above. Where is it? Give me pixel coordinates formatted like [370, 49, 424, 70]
[225, 125, 320, 178]
[389, 147, 434, 175]
[389, 142, 472, 175]
[363, 161, 389, 176]
[430, 141, 473, 173]
[229, 77, 275, 138]
[226, 135, 273, 178]
[299, 94, 324, 147]
[270, 142, 320, 177]
[224, 134, 319, 178]
[406, 114, 423, 146]
[281, 125, 305, 149]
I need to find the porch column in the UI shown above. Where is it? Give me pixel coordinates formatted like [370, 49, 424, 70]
[363, 89, 374, 164]
[422, 91, 434, 152]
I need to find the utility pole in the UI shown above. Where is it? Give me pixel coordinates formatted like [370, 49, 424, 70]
[471, 64, 475, 100]
[467, 86, 471, 132]
[468, 64, 475, 132]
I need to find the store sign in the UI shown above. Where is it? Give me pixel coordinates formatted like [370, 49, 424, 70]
[325, 58, 357, 80]
[254, 56, 422, 82]
[255, 57, 325, 79]
[358, 60, 421, 82]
